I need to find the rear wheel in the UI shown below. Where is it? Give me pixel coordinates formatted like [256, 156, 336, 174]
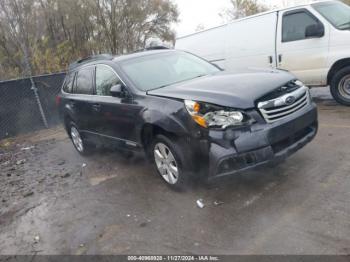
[151, 135, 189, 191]
[330, 66, 350, 106]
[69, 122, 93, 155]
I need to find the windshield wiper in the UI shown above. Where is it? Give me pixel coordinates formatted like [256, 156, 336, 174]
[337, 21, 350, 29]
[190, 74, 207, 80]
[148, 74, 208, 91]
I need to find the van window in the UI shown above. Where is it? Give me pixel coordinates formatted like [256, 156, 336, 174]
[313, 1, 350, 30]
[63, 72, 75, 93]
[95, 65, 121, 96]
[75, 68, 93, 95]
[282, 11, 320, 42]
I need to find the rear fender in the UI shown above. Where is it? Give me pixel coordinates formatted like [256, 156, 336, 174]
[62, 103, 78, 131]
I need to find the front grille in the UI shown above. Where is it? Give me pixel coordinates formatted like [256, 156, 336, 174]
[258, 86, 310, 123]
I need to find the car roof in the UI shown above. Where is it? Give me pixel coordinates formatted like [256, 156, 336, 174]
[67, 49, 176, 72]
[113, 49, 176, 63]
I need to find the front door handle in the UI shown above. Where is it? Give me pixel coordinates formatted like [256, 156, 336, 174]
[92, 103, 101, 112]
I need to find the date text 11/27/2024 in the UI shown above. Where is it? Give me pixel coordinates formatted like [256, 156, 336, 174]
[127, 256, 220, 261]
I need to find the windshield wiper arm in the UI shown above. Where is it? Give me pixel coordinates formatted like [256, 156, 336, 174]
[149, 74, 208, 91]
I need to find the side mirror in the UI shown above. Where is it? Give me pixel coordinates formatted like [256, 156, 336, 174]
[110, 84, 125, 98]
[305, 23, 324, 38]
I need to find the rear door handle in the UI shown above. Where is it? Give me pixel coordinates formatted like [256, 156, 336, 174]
[278, 54, 283, 63]
[268, 56, 273, 64]
[92, 103, 101, 112]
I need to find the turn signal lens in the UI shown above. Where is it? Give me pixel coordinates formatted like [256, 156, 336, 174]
[185, 100, 208, 128]
[192, 115, 208, 128]
[193, 102, 201, 113]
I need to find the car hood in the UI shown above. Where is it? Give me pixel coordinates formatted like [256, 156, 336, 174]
[147, 69, 296, 109]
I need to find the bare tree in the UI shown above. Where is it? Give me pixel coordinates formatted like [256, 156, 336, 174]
[0, 0, 179, 79]
[94, 0, 178, 54]
[195, 24, 206, 32]
[0, 0, 48, 127]
[220, 0, 268, 21]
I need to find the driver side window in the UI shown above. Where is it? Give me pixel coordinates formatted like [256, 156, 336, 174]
[95, 65, 122, 96]
[282, 11, 320, 42]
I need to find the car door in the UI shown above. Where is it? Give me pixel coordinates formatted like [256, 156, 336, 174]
[71, 66, 95, 132]
[276, 8, 329, 86]
[92, 64, 142, 147]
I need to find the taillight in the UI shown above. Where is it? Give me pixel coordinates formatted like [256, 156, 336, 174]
[55, 96, 61, 107]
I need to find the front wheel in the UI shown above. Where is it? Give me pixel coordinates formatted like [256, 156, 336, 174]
[330, 66, 350, 106]
[151, 135, 189, 191]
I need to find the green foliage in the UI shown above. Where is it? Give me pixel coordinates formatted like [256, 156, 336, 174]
[0, 0, 179, 80]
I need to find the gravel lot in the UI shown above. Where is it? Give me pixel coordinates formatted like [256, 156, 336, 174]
[0, 87, 349, 255]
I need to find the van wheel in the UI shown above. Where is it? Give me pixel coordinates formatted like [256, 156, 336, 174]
[151, 135, 189, 191]
[330, 66, 350, 106]
[69, 122, 93, 155]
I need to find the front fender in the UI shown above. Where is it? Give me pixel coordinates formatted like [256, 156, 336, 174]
[135, 108, 190, 144]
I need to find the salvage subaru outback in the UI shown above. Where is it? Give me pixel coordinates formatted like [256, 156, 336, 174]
[58, 49, 318, 190]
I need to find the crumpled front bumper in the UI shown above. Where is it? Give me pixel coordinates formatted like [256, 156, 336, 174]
[205, 103, 318, 180]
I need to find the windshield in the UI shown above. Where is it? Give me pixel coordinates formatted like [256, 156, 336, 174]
[313, 1, 350, 30]
[119, 51, 220, 91]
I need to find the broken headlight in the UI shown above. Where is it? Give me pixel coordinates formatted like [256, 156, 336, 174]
[184, 100, 251, 129]
[295, 80, 312, 102]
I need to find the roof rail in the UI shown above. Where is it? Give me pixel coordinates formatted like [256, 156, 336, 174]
[132, 45, 170, 54]
[68, 53, 114, 70]
[145, 46, 170, 50]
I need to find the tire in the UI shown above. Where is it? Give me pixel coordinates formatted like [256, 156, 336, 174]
[330, 66, 350, 106]
[150, 135, 190, 191]
[68, 122, 93, 156]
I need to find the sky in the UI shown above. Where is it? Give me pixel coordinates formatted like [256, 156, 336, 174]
[174, 0, 313, 37]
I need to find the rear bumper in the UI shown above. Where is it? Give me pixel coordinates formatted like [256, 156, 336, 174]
[205, 103, 318, 180]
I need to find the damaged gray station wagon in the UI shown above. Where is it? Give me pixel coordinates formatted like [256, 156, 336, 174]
[58, 49, 318, 190]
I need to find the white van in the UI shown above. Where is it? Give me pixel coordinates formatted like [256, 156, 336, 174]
[176, 0, 350, 106]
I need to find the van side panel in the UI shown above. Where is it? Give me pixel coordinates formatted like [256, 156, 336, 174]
[225, 12, 278, 72]
[176, 26, 228, 69]
[176, 12, 278, 72]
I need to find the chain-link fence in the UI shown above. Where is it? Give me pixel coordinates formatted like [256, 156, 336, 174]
[0, 72, 66, 140]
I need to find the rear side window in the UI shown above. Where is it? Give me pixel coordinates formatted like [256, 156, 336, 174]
[95, 65, 122, 96]
[282, 11, 320, 42]
[63, 73, 75, 93]
[75, 67, 94, 95]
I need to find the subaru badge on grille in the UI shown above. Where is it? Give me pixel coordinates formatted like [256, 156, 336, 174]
[285, 96, 296, 105]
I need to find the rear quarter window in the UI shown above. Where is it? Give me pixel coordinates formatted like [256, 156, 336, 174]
[62, 72, 75, 93]
[75, 67, 94, 95]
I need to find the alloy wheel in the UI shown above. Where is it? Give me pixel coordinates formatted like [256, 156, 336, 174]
[70, 126, 84, 152]
[154, 143, 179, 185]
